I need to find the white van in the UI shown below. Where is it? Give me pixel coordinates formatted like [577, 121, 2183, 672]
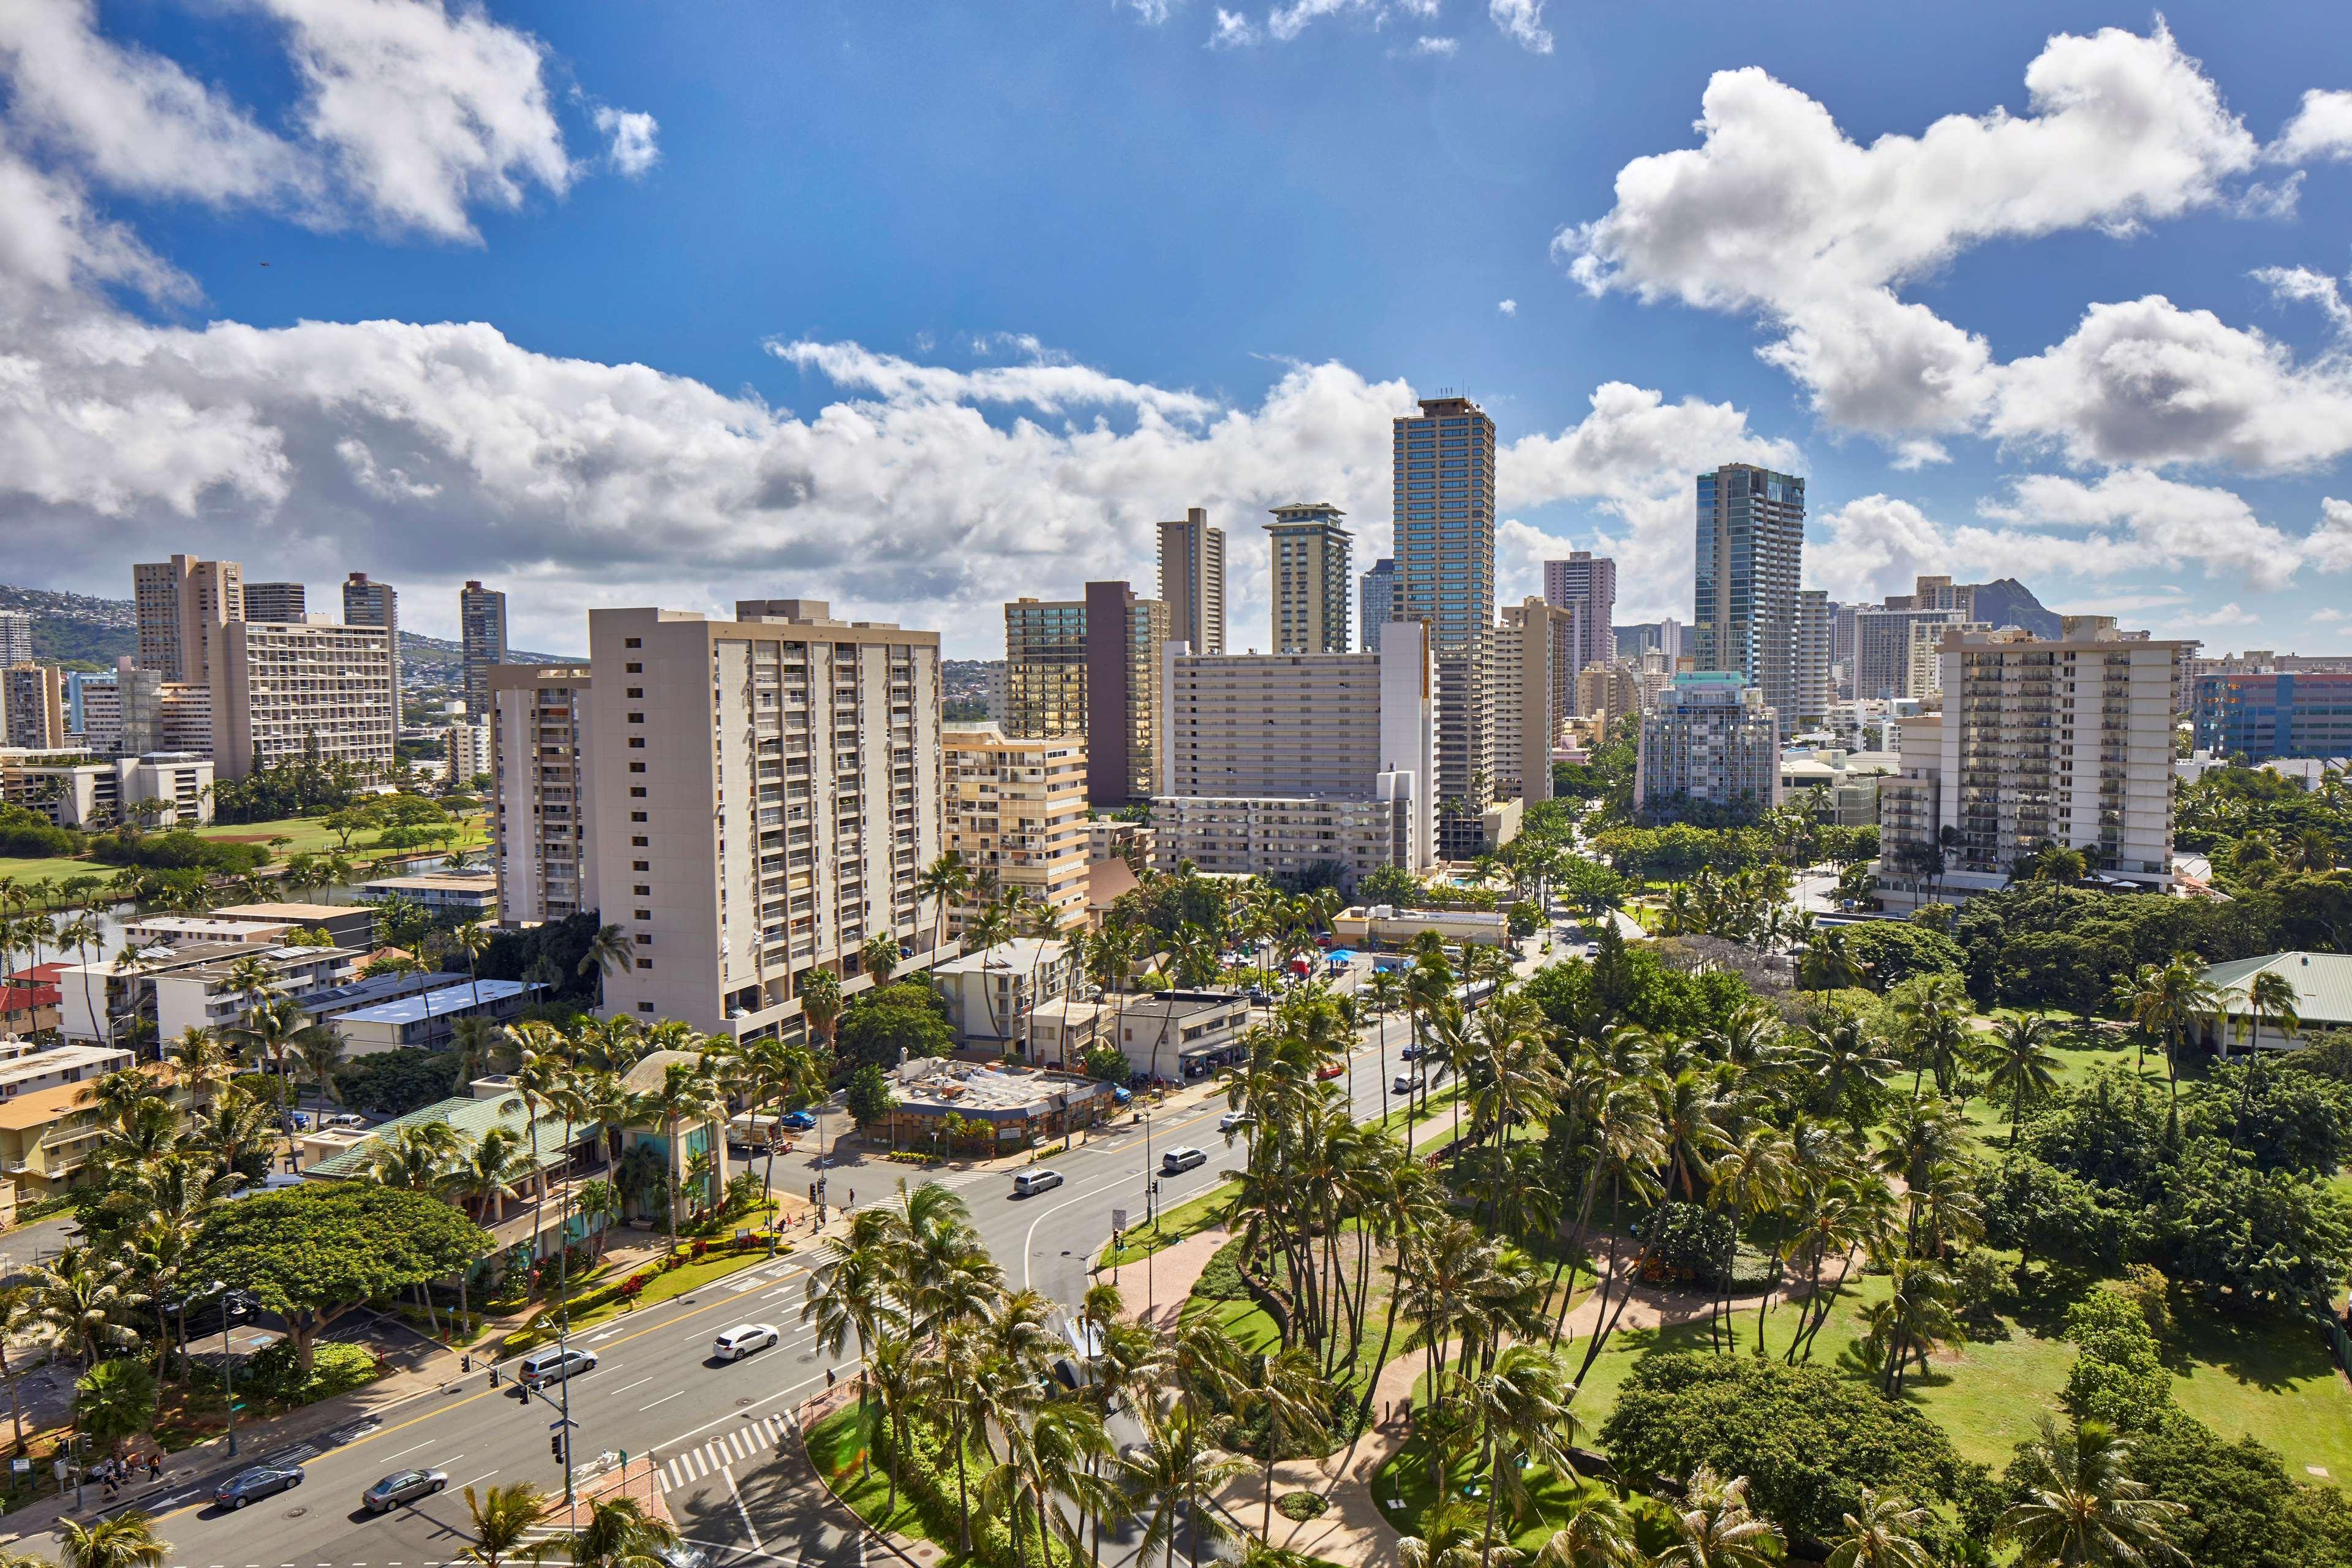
[518, 1346, 598, 1389]
[1160, 1147, 1207, 1175]
[1012, 1169, 1065, 1197]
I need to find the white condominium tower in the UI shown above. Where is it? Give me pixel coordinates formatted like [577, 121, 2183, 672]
[488, 663, 597, 925]
[205, 620, 397, 780]
[1157, 508, 1226, 657]
[1266, 503, 1354, 654]
[587, 599, 943, 1043]
[1693, 464, 1804, 731]
[342, 571, 402, 724]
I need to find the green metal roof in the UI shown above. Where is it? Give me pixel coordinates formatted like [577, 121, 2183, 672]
[2201, 952, 2352, 1025]
[305, 1089, 590, 1180]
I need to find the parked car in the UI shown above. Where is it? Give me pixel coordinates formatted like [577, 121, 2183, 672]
[518, 1346, 599, 1388]
[779, 1110, 818, 1130]
[214, 1463, 304, 1510]
[1161, 1147, 1208, 1175]
[361, 1469, 447, 1513]
[1315, 1061, 1344, 1080]
[1110, 1086, 1133, 1106]
[1244, 987, 1273, 1006]
[712, 1324, 782, 1362]
[1012, 1169, 1065, 1197]
[1393, 1073, 1425, 1095]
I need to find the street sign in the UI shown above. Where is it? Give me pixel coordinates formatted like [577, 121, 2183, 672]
[1110, 1208, 1128, 1231]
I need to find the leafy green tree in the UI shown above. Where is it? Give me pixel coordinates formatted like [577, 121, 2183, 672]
[72, 1357, 157, 1457]
[2125, 1413, 2352, 1568]
[2060, 1289, 2174, 1432]
[836, 982, 953, 1072]
[190, 1184, 488, 1373]
[844, 1063, 897, 1129]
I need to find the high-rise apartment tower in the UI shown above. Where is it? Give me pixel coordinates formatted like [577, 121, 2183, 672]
[132, 555, 243, 685]
[1543, 552, 1617, 673]
[1156, 509, 1225, 658]
[1359, 559, 1396, 651]
[1393, 395, 1497, 652]
[342, 572, 402, 724]
[460, 581, 510, 716]
[1266, 503, 1353, 654]
[1693, 464, 1804, 731]
[241, 582, 306, 622]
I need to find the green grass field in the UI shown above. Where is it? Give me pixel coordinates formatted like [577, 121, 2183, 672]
[805, 1406, 968, 1564]
[0, 812, 489, 907]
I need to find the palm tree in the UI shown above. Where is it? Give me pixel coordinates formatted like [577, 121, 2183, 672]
[1126, 1405, 1248, 1568]
[2117, 957, 2223, 1102]
[55, 1512, 169, 1568]
[459, 1481, 548, 1568]
[577, 923, 633, 1005]
[1825, 1488, 1939, 1568]
[919, 852, 971, 954]
[630, 1058, 725, 1255]
[450, 921, 494, 1015]
[799, 966, 844, 1054]
[54, 913, 104, 1048]
[1245, 1346, 1331, 1540]
[1654, 1467, 1785, 1568]
[539, 1495, 680, 1568]
[1996, 1418, 2186, 1568]
[25, 1246, 144, 1367]
[1985, 1012, 2063, 1145]
[297, 1025, 347, 1128]
[167, 1025, 236, 1105]
[450, 1014, 507, 1084]
[1888, 972, 1973, 1099]
[228, 994, 334, 1135]
[2237, 967, 2302, 1056]
[1450, 1343, 1579, 1567]
[1861, 1256, 1959, 1396]
[187, 1085, 279, 1188]
[862, 933, 902, 984]
[451, 1126, 538, 1224]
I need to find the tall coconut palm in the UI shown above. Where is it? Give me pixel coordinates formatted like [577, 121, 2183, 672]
[167, 1025, 236, 1106]
[24, 1246, 144, 1366]
[55, 1512, 169, 1568]
[799, 966, 844, 1055]
[1995, 1418, 2186, 1568]
[1985, 1012, 2063, 1146]
[576, 923, 633, 1006]
[1654, 1467, 1785, 1568]
[297, 1025, 347, 1128]
[1126, 1404, 1248, 1568]
[1244, 1346, 1331, 1540]
[2117, 957, 2223, 1102]
[1528, 1497, 1643, 1568]
[628, 1057, 725, 1256]
[2239, 967, 2302, 1055]
[918, 852, 971, 956]
[228, 995, 334, 1136]
[1450, 1343, 1579, 1567]
[449, 921, 494, 1014]
[1888, 972, 1974, 1100]
[539, 1495, 680, 1568]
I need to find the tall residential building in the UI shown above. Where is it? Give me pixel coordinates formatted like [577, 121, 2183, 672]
[116, 659, 212, 758]
[1876, 625, 2187, 908]
[1393, 394, 1497, 652]
[1796, 590, 1834, 726]
[1576, 663, 1642, 744]
[1636, 671, 1784, 814]
[2, 665, 66, 749]
[1543, 551, 1618, 673]
[1907, 618, 1990, 698]
[1854, 606, 1965, 701]
[1154, 619, 1436, 888]
[1885, 574, 1974, 615]
[1493, 598, 1576, 805]
[1693, 464, 1804, 728]
[341, 571, 402, 724]
[1003, 598, 1088, 739]
[1156, 509, 1225, 658]
[459, 581, 510, 717]
[587, 600, 944, 1042]
[1003, 588, 1166, 807]
[488, 663, 597, 926]
[132, 554, 244, 684]
[69, 671, 119, 753]
[0, 612, 31, 668]
[943, 726, 1091, 932]
[1613, 619, 1683, 661]
[241, 582, 306, 622]
[1435, 639, 1493, 858]
[1358, 558, 1396, 651]
[2193, 671, 2352, 762]
[205, 620, 398, 780]
[1266, 503, 1354, 654]
[445, 720, 491, 786]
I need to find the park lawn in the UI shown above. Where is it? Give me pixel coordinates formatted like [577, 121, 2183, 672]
[805, 1405, 971, 1565]
[195, 812, 490, 861]
[0, 854, 97, 896]
[1956, 1035, 2170, 1147]
[1099, 1178, 1236, 1267]
[1556, 1268, 2352, 1479]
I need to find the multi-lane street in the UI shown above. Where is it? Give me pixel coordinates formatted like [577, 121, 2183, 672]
[129, 1001, 1436, 1568]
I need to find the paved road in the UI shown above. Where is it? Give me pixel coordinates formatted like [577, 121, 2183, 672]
[105, 988, 1453, 1568]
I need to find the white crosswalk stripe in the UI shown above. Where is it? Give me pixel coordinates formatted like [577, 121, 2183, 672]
[655, 1415, 791, 1493]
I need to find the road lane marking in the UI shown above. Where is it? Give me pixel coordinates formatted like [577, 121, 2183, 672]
[458, 1470, 497, 1488]
[725, 1466, 763, 1552]
[640, 1391, 683, 1411]
[611, 1376, 655, 1395]
[384, 1442, 432, 1460]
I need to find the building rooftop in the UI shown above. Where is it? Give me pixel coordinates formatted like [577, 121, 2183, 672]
[358, 870, 499, 895]
[336, 978, 538, 1027]
[0, 1042, 127, 1087]
[891, 1059, 1107, 1119]
[2203, 952, 2352, 1027]
[620, 1049, 709, 1094]
[298, 971, 469, 1017]
[304, 1086, 584, 1179]
[209, 902, 355, 922]
[122, 916, 293, 942]
[0, 1063, 171, 1133]
[933, 939, 1069, 977]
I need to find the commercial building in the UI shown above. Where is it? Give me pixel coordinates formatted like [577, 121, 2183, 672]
[1157, 509, 1225, 658]
[1492, 598, 1576, 805]
[1022, 997, 1107, 1070]
[587, 599, 944, 1042]
[1796, 590, 1834, 725]
[0, 613, 29, 669]
[1359, 558, 1396, 652]
[241, 582, 306, 622]
[931, 938, 1079, 1043]
[460, 581, 509, 715]
[488, 663, 597, 927]
[1544, 552, 1617, 677]
[1637, 671, 1784, 815]
[881, 1058, 1110, 1148]
[1002, 586, 1167, 807]
[1393, 394, 1496, 654]
[341, 571, 402, 750]
[1780, 748, 1897, 826]
[133, 554, 243, 685]
[2, 664, 65, 748]
[942, 726, 1091, 933]
[69, 671, 119, 753]
[206, 619, 398, 780]
[118, 660, 213, 756]
[1153, 619, 1436, 888]
[1334, 905, 1510, 951]
[1266, 503, 1354, 654]
[1875, 626, 2186, 908]
[2192, 671, 2352, 763]
[1112, 989, 1250, 1082]
[1692, 464, 1804, 727]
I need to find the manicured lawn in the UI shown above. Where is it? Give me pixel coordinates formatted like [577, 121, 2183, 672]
[0, 855, 102, 897]
[1099, 1178, 1236, 1267]
[1375, 1430, 1662, 1555]
[197, 812, 489, 862]
[503, 1240, 791, 1351]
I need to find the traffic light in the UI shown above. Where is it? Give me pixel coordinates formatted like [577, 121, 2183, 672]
[551, 1435, 565, 1463]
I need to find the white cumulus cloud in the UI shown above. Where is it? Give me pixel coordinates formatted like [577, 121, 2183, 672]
[2272, 88, 2352, 163]
[1488, 0, 1551, 53]
[594, 107, 660, 178]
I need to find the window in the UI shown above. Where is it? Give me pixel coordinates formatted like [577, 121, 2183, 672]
[632, 835, 649, 847]
[627, 712, 645, 723]
[629, 762, 646, 773]
[636, 959, 653, 970]
[625, 637, 642, 648]
[630, 786, 646, 797]
[634, 884, 650, 895]
[635, 909, 652, 920]
[627, 688, 643, 699]
[625, 662, 642, 674]
[631, 810, 647, 822]
[637, 1002, 655, 1014]
[628, 738, 646, 749]
[633, 860, 650, 871]
[635, 934, 652, 946]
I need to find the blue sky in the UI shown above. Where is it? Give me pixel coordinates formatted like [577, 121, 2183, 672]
[4, 0, 2350, 657]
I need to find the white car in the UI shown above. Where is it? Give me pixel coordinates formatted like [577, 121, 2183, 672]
[1012, 1169, 1064, 1197]
[1218, 1112, 1246, 1133]
[712, 1323, 782, 1361]
[1394, 1073, 1425, 1095]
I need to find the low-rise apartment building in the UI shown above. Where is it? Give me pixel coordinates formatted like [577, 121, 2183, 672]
[0, 1065, 184, 1197]
[334, 978, 541, 1056]
[931, 939, 1079, 1044]
[358, 869, 500, 918]
[1113, 989, 1250, 1083]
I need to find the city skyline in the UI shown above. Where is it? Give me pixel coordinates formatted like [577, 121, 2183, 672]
[2, 7, 2350, 659]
